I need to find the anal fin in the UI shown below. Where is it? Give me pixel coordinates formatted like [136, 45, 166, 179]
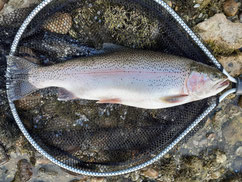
[96, 98, 121, 104]
[58, 88, 77, 101]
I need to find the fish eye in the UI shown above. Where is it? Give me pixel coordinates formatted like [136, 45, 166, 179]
[210, 73, 220, 81]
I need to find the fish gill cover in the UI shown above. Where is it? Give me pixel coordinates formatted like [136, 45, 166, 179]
[0, 0, 222, 174]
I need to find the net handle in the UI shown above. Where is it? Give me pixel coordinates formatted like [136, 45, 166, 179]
[6, 0, 236, 176]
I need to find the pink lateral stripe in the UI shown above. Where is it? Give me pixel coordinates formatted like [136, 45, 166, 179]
[59, 70, 184, 76]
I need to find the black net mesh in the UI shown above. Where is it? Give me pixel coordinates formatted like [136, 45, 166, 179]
[0, 0, 220, 173]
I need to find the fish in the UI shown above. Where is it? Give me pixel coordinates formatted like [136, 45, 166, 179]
[6, 49, 229, 109]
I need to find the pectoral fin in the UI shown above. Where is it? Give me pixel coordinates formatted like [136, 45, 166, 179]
[58, 88, 77, 101]
[160, 94, 188, 103]
[96, 98, 121, 104]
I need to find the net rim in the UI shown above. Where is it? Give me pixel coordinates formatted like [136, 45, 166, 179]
[5, 0, 232, 176]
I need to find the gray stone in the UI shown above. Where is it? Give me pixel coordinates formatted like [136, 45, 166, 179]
[38, 167, 58, 176]
[222, 110, 242, 145]
[0, 0, 39, 15]
[195, 14, 242, 54]
[0, 144, 8, 166]
[141, 168, 159, 179]
[130, 171, 140, 181]
[218, 54, 242, 77]
[216, 152, 227, 164]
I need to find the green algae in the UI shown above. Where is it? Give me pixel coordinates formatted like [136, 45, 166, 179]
[69, 0, 106, 49]
[69, 0, 160, 49]
[205, 40, 235, 56]
[103, 1, 160, 48]
[158, 149, 228, 182]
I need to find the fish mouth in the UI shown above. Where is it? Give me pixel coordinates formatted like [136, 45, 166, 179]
[217, 79, 230, 89]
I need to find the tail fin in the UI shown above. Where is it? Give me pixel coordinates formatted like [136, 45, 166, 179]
[6, 56, 39, 101]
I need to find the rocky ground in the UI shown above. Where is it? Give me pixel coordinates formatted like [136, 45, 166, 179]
[0, 0, 242, 182]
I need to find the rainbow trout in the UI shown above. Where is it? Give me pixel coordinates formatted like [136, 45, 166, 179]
[6, 50, 229, 109]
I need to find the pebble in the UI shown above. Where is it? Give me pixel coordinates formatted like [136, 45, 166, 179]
[194, 4, 200, 8]
[164, 0, 172, 7]
[206, 132, 216, 141]
[235, 146, 242, 157]
[223, 0, 239, 17]
[130, 171, 140, 181]
[43, 12, 72, 34]
[210, 171, 222, 179]
[216, 152, 227, 164]
[141, 168, 159, 179]
[35, 157, 51, 165]
[167, 1, 172, 7]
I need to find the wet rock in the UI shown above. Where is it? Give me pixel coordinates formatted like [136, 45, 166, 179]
[90, 177, 106, 182]
[0, 0, 38, 15]
[222, 110, 242, 145]
[141, 168, 159, 179]
[0, 105, 20, 150]
[195, 13, 242, 55]
[38, 167, 58, 176]
[12, 159, 33, 182]
[218, 54, 242, 77]
[0, 144, 9, 165]
[223, 0, 239, 17]
[43, 12, 73, 34]
[235, 146, 242, 157]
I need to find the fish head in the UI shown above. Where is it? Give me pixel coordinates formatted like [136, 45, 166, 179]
[187, 63, 230, 99]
